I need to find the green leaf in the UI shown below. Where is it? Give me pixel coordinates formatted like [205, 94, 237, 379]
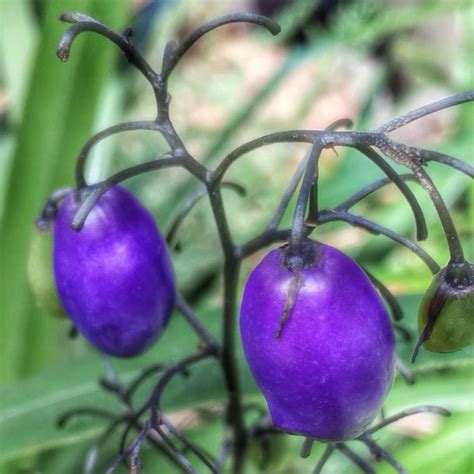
[0, 303, 249, 464]
[0, 295, 472, 466]
[375, 414, 474, 474]
[0, 0, 131, 383]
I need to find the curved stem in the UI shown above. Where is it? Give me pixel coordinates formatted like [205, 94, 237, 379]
[336, 444, 375, 474]
[393, 321, 412, 342]
[84, 418, 125, 474]
[326, 118, 354, 131]
[367, 405, 451, 434]
[71, 157, 185, 230]
[313, 444, 335, 474]
[415, 148, 474, 178]
[287, 141, 323, 262]
[147, 352, 213, 421]
[376, 91, 474, 133]
[317, 210, 440, 274]
[411, 166, 465, 264]
[206, 183, 245, 473]
[307, 119, 354, 223]
[336, 174, 416, 211]
[124, 363, 165, 403]
[375, 136, 474, 178]
[266, 152, 311, 231]
[299, 438, 314, 458]
[239, 227, 312, 259]
[105, 423, 151, 474]
[162, 416, 218, 473]
[74, 121, 167, 188]
[358, 434, 407, 474]
[394, 354, 415, 385]
[354, 146, 427, 241]
[214, 130, 322, 183]
[153, 424, 196, 473]
[377, 135, 467, 263]
[362, 268, 403, 321]
[166, 182, 245, 246]
[175, 294, 221, 351]
[57, 407, 116, 428]
[162, 13, 281, 81]
[58, 13, 159, 88]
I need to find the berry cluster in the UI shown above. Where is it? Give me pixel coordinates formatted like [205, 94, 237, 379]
[34, 11, 473, 474]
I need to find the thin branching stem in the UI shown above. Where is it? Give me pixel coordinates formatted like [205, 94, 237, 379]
[58, 13, 159, 90]
[313, 444, 335, 474]
[166, 182, 245, 246]
[288, 141, 323, 261]
[375, 135, 474, 178]
[411, 166, 465, 263]
[335, 174, 416, 211]
[74, 121, 167, 188]
[354, 146, 427, 240]
[71, 157, 185, 230]
[392, 321, 412, 342]
[336, 443, 375, 473]
[376, 90, 474, 133]
[175, 294, 221, 351]
[299, 437, 314, 458]
[57, 407, 117, 427]
[105, 423, 151, 474]
[153, 424, 197, 473]
[266, 151, 311, 231]
[162, 416, 218, 473]
[162, 12, 281, 81]
[366, 405, 451, 434]
[394, 355, 415, 385]
[359, 434, 407, 474]
[317, 210, 440, 274]
[363, 268, 403, 321]
[148, 351, 214, 420]
[214, 130, 323, 182]
[49, 11, 472, 474]
[123, 363, 166, 403]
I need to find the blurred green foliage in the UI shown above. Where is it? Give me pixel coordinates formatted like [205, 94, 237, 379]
[0, 0, 473, 473]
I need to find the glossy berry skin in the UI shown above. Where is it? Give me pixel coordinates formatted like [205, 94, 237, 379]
[53, 186, 175, 357]
[240, 241, 395, 442]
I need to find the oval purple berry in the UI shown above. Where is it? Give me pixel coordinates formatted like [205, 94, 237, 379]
[53, 186, 175, 357]
[240, 241, 395, 441]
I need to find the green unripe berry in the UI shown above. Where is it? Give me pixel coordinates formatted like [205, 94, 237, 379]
[417, 263, 474, 353]
[27, 228, 66, 318]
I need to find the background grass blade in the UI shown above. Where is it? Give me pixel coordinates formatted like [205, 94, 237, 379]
[0, 0, 131, 384]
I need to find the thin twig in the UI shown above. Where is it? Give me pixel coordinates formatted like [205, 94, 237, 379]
[162, 13, 280, 81]
[366, 405, 451, 434]
[336, 443, 375, 473]
[313, 444, 335, 474]
[317, 210, 440, 274]
[175, 294, 221, 352]
[358, 433, 407, 474]
[376, 91, 474, 133]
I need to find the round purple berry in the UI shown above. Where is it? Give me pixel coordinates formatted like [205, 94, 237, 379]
[53, 186, 175, 357]
[240, 241, 395, 441]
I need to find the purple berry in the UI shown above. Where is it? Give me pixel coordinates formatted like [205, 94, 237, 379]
[53, 186, 175, 357]
[240, 241, 395, 441]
